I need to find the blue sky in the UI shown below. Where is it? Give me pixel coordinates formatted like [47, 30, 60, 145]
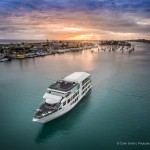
[0, 0, 150, 40]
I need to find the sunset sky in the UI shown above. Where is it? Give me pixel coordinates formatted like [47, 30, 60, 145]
[0, 0, 150, 40]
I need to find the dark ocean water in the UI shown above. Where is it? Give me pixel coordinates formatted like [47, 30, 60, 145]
[0, 42, 150, 150]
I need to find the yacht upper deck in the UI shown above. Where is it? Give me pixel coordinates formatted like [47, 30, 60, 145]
[64, 72, 91, 83]
[49, 80, 78, 92]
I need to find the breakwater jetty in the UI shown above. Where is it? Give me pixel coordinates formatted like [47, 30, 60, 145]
[129, 39, 150, 44]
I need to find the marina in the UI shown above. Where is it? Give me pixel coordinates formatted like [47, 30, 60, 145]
[0, 40, 96, 61]
[0, 40, 135, 62]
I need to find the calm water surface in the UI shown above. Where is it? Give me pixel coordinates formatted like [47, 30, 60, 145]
[0, 42, 150, 150]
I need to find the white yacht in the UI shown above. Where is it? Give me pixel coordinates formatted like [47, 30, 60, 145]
[33, 72, 92, 123]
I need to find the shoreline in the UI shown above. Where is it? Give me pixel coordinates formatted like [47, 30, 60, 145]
[0, 40, 134, 61]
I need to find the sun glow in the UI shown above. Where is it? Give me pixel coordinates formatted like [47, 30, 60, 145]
[68, 34, 100, 40]
[62, 27, 85, 31]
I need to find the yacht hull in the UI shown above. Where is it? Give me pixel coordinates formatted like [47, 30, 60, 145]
[33, 86, 92, 123]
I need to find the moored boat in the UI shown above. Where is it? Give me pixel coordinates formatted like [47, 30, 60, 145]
[16, 54, 25, 59]
[0, 56, 11, 62]
[25, 53, 35, 58]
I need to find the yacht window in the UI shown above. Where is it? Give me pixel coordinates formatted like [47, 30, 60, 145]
[77, 85, 80, 89]
[51, 91, 64, 96]
[82, 80, 84, 85]
[63, 101, 66, 106]
[66, 92, 71, 97]
[67, 99, 70, 103]
[73, 94, 75, 99]
[82, 77, 91, 85]
[45, 103, 54, 107]
[45, 102, 58, 110]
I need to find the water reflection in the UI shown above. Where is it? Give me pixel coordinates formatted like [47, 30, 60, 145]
[35, 91, 92, 143]
[24, 57, 35, 67]
[1, 61, 12, 68]
[15, 50, 98, 72]
[18, 57, 37, 70]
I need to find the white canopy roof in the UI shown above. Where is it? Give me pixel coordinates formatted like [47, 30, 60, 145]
[64, 72, 90, 83]
[43, 93, 62, 104]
